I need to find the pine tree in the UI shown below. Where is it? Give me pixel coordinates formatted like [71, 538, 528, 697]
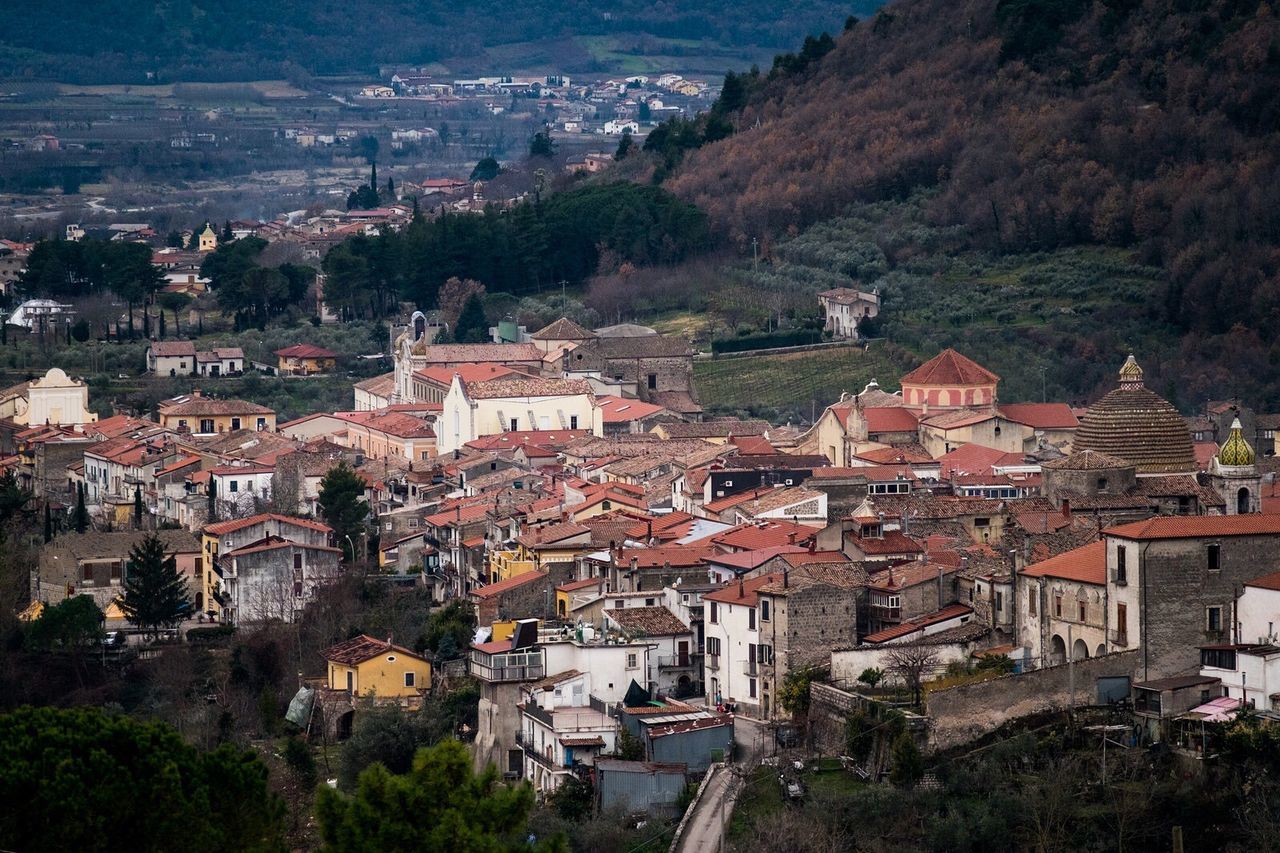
[120, 533, 194, 635]
[72, 482, 89, 533]
[318, 462, 369, 562]
[453, 292, 489, 343]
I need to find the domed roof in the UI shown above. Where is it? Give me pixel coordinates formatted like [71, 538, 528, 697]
[1217, 417, 1255, 467]
[1072, 355, 1195, 474]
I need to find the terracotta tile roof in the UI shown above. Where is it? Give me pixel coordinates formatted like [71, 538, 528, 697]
[708, 545, 810, 570]
[778, 549, 850, 566]
[149, 341, 195, 357]
[416, 343, 542, 363]
[729, 434, 776, 455]
[736, 486, 825, 516]
[1107, 515, 1280, 540]
[864, 407, 921, 433]
[160, 397, 274, 416]
[921, 409, 997, 430]
[424, 502, 493, 527]
[1020, 540, 1106, 584]
[471, 638, 513, 653]
[703, 571, 785, 606]
[855, 446, 931, 465]
[866, 560, 956, 590]
[998, 403, 1079, 430]
[203, 512, 332, 536]
[658, 419, 768, 439]
[414, 362, 522, 387]
[846, 529, 925, 556]
[275, 344, 338, 359]
[901, 349, 999, 386]
[471, 569, 548, 599]
[817, 287, 878, 305]
[516, 521, 591, 548]
[711, 521, 817, 552]
[862, 603, 974, 644]
[464, 377, 593, 399]
[324, 634, 427, 666]
[616, 544, 717, 569]
[1244, 570, 1280, 592]
[605, 606, 690, 636]
[626, 511, 695, 541]
[354, 372, 396, 395]
[224, 535, 342, 558]
[558, 577, 606, 592]
[335, 410, 435, 439]
[595, 395, 669, 423]
[531, 317, 596, 340]
[757, 562, 868, 594]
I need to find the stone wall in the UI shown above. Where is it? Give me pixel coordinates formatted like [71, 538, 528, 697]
[808, 682, 927, 754]
[926, 648, 1141, 749]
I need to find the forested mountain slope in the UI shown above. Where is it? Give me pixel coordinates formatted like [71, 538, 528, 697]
[663, 0, 1280, 403]
[0, 0, 865, 82]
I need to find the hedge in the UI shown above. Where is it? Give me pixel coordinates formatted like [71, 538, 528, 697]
[710, 329, 823, 354]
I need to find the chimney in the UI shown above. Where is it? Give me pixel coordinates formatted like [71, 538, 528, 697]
[1061, 498, 1071, 519]
[738, 576, 745, 598]
[788, 531, 797, 545]
[808, 536, 816, 554]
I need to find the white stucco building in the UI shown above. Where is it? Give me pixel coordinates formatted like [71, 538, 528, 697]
[439, 375, 601, 454]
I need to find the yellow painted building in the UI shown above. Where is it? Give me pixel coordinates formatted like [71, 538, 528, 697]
[324, 634, 431, 698]
[157, 393, 276, 436]
[274, 344, 339, 376]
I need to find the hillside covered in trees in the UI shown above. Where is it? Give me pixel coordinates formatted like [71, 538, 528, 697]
[655, 0, 1280, 407]
[0, 0, 866, 82]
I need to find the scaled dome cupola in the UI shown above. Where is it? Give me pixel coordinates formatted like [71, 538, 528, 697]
[1072, 354, 1195, 475]
[1217, 417, 1255, 467]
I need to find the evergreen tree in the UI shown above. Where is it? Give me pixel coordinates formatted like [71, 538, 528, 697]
[120, 533, 194, 635]
[529, 130, 554, 157]
[452, 293, 489, 343]
[386, 177, 395, 199]
[889, 732, 924, 788]
[133, 484, 143, 529]
[0, 706, 285, 851]
[72, 482, 89, 533]
[370, 161, 378, 198]
[316, 740, 551, 853]
[318, 462, 369, 562]
[469, 156, 500, 181]
[221, 220, 234, 242]
[207, 478, 217, 522]
[615, 130, 634, 160]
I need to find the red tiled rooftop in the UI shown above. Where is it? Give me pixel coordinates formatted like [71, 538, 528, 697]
[204, 513, 332, 536]
[864, 407, 921, 433]
[1020, 540, 1106, 584]
[1106, 515, 1280, 540]
[703, 572, 785, 607]
[471, 570, 548, 599]
[900, 349, 999, 386]
[998, 403, 1079, 430]
[862, 604, 974, 644]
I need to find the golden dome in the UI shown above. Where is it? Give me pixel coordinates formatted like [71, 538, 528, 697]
[1217, 417, 1255, 467]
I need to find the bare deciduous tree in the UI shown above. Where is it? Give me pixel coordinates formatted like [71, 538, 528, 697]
[885, 642, 940, 706]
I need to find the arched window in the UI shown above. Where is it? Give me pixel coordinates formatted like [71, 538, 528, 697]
[1238, 487, 1251, 515]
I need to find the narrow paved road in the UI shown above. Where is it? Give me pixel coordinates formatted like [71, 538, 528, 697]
[677, 764, 738, 853]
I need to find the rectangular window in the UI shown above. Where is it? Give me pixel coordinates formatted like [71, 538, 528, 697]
[626, 653, 638, 669]
[748, 608, 756, 630]
[647, 373, 657, 390]
[199, 419, 215, 433]
[1054, 594, 1063, 618]
[761, 600, 771, 622]
[1078, 601, 1087, 622]
[257, 418, 267, 431]
[229, 481, 238, 493]
[995, 591, 1003, 613]
[231, 417, 241, 431]
[1207, 544, 1221, 572]
[294, 553, 303, 570]
[706, 636, 720, 656]
[710, 602, 719, 623]
[404, 672, 416, 687]
[570, 416, 578, 430]
[1208, 606, 1223, 633]
[1116, 546, 1127, 584]
[759, 644, 773, 665]
[509, 418, 518, 431]
[749, 677, 757, 699]
[1029, 590, 1037, 616]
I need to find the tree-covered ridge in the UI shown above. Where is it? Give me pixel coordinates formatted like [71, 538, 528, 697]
[662, 0, 1280, 402]
[321, 182, 709, 319]
[0, 0, 872, 83]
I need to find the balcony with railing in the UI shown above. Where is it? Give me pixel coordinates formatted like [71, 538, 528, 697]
[743, 658, 758, 676]
[469, 648, 546, 683]
[658, 654, 695, 670]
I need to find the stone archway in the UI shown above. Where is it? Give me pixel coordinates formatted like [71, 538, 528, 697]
[1050, 635, 1067, 666]
[1072, 639, 1090, 661]
[1096, 644, 1106, 658]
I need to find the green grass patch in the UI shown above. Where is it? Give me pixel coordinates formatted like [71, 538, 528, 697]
[694, 345, 906, 422]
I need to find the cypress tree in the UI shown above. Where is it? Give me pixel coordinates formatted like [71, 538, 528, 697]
[207, 478, 217, 522]
[120, 533, 194, 636]
[133, 484, 143, 529]
[73, 482, 89, 533]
